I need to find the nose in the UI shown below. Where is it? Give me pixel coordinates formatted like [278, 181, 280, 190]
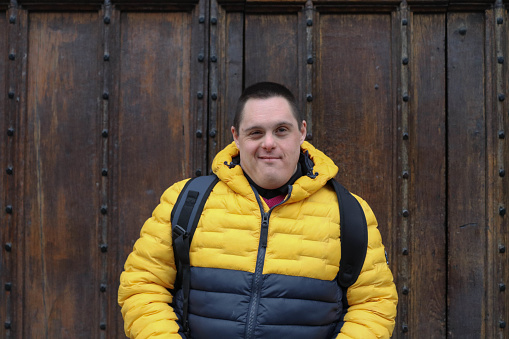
[262, 133, 276, 150]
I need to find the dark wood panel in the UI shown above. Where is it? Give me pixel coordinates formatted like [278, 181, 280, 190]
[408, 13, 447, 338]
[24, 12, 102, 338]
[314, 13, 394, 240]
[115, 11, 198, 267]
[0, 10, 9, 334]
[244, 14, 300, 95]
[489, 6, 509, 337]
[503, 6, 509, 334]
[215, 7, 243, 151]
[447, 11, 487, 338]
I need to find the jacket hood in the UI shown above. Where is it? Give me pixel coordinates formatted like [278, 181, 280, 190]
[211, 141, 338, 204]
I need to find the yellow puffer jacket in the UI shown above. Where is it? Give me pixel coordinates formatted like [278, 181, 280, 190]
[118, 141, 398, 339]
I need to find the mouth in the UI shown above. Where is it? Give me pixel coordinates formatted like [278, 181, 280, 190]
[258, 156, 280, 161]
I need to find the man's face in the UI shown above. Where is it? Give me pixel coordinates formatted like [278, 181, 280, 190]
[231, 97, 307, 190]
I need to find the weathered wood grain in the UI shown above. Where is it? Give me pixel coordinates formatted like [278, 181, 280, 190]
[244, 14, 300, 95]
[213, 3, 244, 153]
[314, 13, 394, 243]
[408, 13, 447, 338]
[24, 12, 102, 338]
[447, 11, 487, 338]
[0, 10, 9, 336]
[114, 10, 194, 256]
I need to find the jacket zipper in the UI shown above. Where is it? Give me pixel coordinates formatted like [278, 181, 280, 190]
[244, 187, 292, 339]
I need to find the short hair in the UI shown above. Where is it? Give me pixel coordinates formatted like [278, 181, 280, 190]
[233, 82, 303, 132]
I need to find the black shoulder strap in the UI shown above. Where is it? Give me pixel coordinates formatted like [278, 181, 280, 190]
[171, 174, 219, 336]
[329, 178, 369, 288]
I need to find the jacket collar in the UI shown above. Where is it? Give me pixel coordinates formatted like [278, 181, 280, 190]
[211, 141, 339, 203]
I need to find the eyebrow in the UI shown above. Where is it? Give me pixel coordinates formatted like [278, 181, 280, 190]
[242, 120, 295, 133]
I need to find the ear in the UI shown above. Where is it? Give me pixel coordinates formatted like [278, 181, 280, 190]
[300, 120, 307, 145]
[231, 126, 240, 148]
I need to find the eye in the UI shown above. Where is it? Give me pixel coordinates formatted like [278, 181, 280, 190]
[276, 126, 289, 134]
[249, 130, 262, 136]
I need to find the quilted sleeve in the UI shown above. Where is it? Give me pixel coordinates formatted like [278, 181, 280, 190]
[118, 180, 188, 339]
[336, 196, 398, 339]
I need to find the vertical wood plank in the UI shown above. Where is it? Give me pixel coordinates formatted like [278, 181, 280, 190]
[100, 3, 114, 338]
[244, 14, 300, 94]
[0, 10, 9, 336]
[502, 7, 509, 335]
[15, 9, 28, 338]
[113, 11, 198, 298]
[489, 5, 509, 337]
[394, 6, 408, 337]
[314, 13, 394, 243]
[215, 5, 243, 152]
[24, 12, 101, 338]
[447, 11, 487, 338]
[109, 5, 207, 337]
[408, 13, 447, 338]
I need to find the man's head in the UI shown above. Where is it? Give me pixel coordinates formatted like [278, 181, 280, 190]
[232, 82, 304, 132]
[231, 82, 307, 190]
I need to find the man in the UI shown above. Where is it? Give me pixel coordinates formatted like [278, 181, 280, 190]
[118, 82, 398, 338]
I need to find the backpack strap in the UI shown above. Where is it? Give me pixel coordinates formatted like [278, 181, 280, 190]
[329, 179, 369, 288]
[171, 174, 219, 336]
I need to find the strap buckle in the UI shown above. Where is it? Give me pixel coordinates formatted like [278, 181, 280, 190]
[172, 224, 188, 239]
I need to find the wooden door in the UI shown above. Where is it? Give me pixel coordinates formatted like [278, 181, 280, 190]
[1, 0, 508, 338]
